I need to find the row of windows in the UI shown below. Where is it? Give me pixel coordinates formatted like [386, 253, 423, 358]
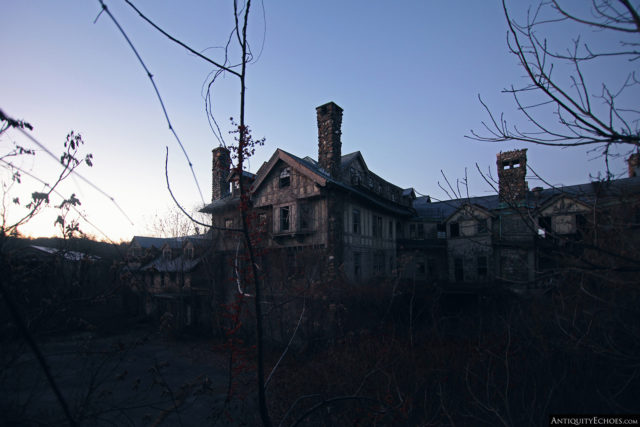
[279, 204, 313, 232]
[350, 167, 400, 202]
[352, 251, 395, 279]
[449, 219, 488, 238]
[351, 209, 394, 238]
[453, 256, 488, 282]
[162, 246, 195, 260]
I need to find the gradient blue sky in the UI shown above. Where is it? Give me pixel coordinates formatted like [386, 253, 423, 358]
[1, 1, 634, 241]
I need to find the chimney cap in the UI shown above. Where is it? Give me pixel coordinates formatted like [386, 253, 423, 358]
[316, 101, 343, 113]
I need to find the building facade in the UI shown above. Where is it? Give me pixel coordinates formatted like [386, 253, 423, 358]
[126, 102, 640, 330]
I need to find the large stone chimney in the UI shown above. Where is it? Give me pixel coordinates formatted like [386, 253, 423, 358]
[212, 146, 231, 201]
[497, 149, 528, 203]
[317, 102, 343, 179]
[628, 153, 640, 178]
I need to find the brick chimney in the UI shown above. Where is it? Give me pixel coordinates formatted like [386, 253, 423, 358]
[628, 153, 640, 178]
[317, 102, 343, 179]
[212, 146, 231, 201]
[497, 149, 528, 202]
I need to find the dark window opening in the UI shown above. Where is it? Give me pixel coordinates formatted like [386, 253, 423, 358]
[389, 220, 393, 238]
[539, 216, 552, 234]
[374, 251, 385, 275]
[409, 223, 416, 239]
[450, 223, 460, 237]
[477, 219, 488, 234]
[279, 168, 291, 188]
[576, 214, 587, 240]
[417, 223, 425, 239]
[428, 258, 437, 277]
[280, 206, 290, 231]
[417, 259, 426, 275]
[396, 221, 403, 238]
[225, 218, 234, 229]
[454, 258, 464, 282]
[300, 204, 312, 230]
[354, 252, 361, 279]
[184, 247, 194, 259]
[350, 168, 361, 185]
[373, 215, 382, 238]
[352, 209, 361, 234]
[477, 256, 488, 278]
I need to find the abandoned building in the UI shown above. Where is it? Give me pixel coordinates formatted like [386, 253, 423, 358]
[125, 101, 640, 328]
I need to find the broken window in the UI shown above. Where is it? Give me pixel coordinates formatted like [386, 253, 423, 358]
[450, 222, 460, 237]
[280, 206, 290, 231]
[352, 209, 361, 234]
[279, 168, 291, 188]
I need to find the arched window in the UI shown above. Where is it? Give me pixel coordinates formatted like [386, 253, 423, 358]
[279, 168, 291, 187]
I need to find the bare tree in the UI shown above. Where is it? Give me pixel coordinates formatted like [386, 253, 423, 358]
[471, 0, 640, 172]
[145, 206, 209, 238]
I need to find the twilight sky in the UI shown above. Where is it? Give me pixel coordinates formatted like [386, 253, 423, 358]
[1, 1, 635, 241]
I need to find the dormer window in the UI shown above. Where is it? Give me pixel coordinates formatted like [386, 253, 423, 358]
[184, 246, 194, 259]
[163, 247, 171, 260]
[350, 167, 361, 185]
[279, 168, 291, 188]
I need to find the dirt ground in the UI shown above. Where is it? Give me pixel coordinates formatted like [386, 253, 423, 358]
[1, 327, 259, 426]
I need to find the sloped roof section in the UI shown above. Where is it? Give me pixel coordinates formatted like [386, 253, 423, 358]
[414, 176, 640, 221]
[200, 192, 239, 213]
[141, 255, 203, 273]
[131, 234, 211, 250]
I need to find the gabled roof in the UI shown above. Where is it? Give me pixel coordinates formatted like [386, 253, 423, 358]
[250, 149, 413, 216]
[340, 151, 368, 175]
[443, 203, 495, 224]
[141, 254, 203, 273]
[251, 148, 329, 191]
